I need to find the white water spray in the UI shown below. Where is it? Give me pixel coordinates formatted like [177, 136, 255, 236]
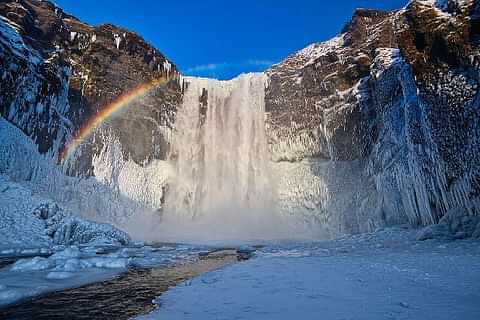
[159, 73, 298, 242]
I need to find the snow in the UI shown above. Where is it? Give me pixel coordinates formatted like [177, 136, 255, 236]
[45, 271, 74, 280]
[91, 132, 173, 211]
[0, 261, 120, 307]
[139, 229, 480, 320]
[0, 174, 130, 249]
[297, 34, 345, 67]
[0, 248, 50, 257]
[10, 257, 54, 272]
[0, 176, 53, 248]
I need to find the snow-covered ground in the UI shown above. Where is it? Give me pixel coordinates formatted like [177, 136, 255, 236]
[0, 243, 205, 307]
[139, 227, 480, 320]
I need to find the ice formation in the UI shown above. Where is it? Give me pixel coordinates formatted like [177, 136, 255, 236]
[158, 74, 308, 242]
[0, 117, 156, 245]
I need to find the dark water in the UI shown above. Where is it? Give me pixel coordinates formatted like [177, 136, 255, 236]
[0, 258, 16, 269]
[0, 252, 239, 320]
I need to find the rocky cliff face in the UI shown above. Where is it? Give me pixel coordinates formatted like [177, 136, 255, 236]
[266, 0, 480, 235]
[266, 9, 396, 162]
[0, 0, 180, 176]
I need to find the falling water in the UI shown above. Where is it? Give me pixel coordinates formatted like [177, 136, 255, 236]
[160, 73, 292, 242]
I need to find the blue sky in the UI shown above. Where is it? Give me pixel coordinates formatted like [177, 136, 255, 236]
[55, 0, 407, 79]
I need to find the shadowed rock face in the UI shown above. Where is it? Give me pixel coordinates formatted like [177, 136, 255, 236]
[0, 0, 181, 175]
[266, 0, 480, 233]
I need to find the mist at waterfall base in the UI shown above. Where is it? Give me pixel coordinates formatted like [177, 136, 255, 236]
[147, 73, 316, 244]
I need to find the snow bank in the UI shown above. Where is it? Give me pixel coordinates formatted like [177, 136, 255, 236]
[0, 176, 52, 248]
[0, 175, 130, 248]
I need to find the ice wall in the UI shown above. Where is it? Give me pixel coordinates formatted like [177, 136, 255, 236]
[91, 131, 172, 211]
[368, 49, 480, 227]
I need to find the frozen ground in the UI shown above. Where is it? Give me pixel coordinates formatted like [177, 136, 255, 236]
[0, 243, 205, 307]
[139, 227, 480, 320]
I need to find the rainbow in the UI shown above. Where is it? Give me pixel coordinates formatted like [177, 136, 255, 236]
[60, 76, 178, 163]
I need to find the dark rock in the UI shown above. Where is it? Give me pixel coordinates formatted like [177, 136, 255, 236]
[236, 246, 256, 261]
[266, 8, 396, 162]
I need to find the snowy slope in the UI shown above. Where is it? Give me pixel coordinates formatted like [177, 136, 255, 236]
[0, 175, 129, 249]
[0, 176, 53, 248]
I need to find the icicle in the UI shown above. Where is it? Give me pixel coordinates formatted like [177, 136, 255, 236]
[114, 34, 121, 50]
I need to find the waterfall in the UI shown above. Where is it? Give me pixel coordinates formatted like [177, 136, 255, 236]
[160, 73, 294, 242]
